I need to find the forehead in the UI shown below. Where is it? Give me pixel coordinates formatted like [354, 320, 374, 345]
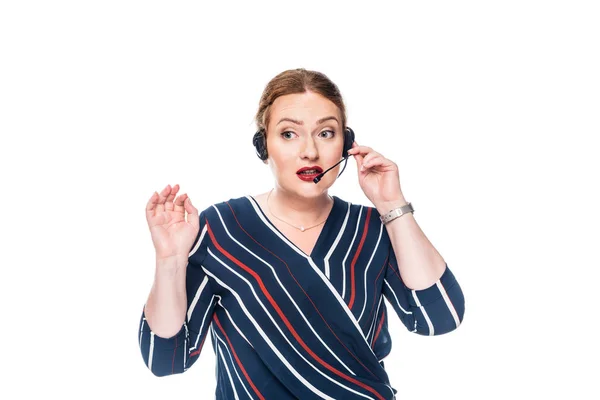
[270, 92, 339, 121]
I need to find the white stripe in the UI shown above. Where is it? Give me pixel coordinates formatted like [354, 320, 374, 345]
[436, 281, 461, 328]
[342, 206, 363, 298]
[383, 279, 412, 315]
[189, 294, 217, 351]
[148, 332, 155, 371]
[203, 268, 338, 400]
[210, 324, 216, 346]
[412, 291, 434, 336]
[188, 275, 210, 322]
[213, 202, 356, 375]
[139, 318, 144, 347]
[211, 325, 219, 381]
[189, 224, 208, 257]
[217, 343, 240, 400]
[213, 329, 255, 400]
[214, 295, 253, 347]
[183, 323, 188, 371]
[324, 202, 351, 278]
[357, 223, 384, 323]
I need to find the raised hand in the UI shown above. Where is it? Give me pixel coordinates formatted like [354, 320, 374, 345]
[145, 184, 199, 262]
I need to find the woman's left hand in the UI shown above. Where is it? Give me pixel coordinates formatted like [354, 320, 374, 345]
[347, 141, 407, 211]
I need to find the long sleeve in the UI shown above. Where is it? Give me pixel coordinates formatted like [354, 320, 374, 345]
[138, 209, 217, 376]
[382, 245, 465, 336]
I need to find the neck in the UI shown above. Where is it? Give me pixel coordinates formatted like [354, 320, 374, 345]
[268, 186, 333, 226]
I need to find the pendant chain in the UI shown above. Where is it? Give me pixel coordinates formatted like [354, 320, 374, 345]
[266, 189, 331, 232]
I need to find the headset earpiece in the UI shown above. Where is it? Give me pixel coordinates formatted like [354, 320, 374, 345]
[252, 130, 268, 161]
[343, 126, 355, 157]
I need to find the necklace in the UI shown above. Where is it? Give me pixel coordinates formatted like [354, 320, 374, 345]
[266, 189, 332, 232]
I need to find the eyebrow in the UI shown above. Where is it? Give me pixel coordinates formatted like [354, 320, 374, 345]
[276, 116, 339, 126]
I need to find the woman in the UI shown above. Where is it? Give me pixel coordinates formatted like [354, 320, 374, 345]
[138, 68, 465, 399]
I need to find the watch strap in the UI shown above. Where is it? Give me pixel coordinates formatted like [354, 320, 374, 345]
[379, 202, 414, 224]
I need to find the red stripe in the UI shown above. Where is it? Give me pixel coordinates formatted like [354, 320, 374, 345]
[226, 203, 380, 380]
[348, 207, 371, 310]
[366, 256, 388, 325]
[207, 219, 386, 400]
[371, 309, 385, 347]
[213, 313, 265, 400]
[388, 261, 403, 284]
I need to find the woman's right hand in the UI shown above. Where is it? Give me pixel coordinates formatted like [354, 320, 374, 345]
[145, 184, 200, 262]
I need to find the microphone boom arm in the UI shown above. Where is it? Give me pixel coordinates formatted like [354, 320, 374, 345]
[313, 155, 350, 184]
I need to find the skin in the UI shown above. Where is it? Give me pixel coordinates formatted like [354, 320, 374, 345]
[253, 90, 346, 234]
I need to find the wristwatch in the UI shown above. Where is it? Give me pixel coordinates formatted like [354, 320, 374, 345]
[379, 202, 414, 225]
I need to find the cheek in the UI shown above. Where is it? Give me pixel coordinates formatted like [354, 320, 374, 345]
[326, 146, 344, 163]
[269, 150, 295, 173]
[271, 145, 296, 164]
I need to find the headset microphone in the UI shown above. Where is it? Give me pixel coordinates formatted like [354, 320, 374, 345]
[313, 154, 351, 184]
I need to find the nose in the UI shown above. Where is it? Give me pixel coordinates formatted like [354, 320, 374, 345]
[299, 136, 319, 160]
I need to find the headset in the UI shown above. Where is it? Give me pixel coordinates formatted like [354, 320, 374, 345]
[252, 126, 356, 184]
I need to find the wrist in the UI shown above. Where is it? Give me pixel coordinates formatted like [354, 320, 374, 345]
[156, 255, 188, 271]
[375, 197, 408, 215]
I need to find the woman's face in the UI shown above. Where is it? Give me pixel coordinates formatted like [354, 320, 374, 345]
[265, 91, 345, 198]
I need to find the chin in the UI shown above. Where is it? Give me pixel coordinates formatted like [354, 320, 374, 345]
[289, 179, 331, 197]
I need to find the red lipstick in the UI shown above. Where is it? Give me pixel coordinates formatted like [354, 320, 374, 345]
[296, 166, 323, 182]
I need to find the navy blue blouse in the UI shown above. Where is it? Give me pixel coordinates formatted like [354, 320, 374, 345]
[138, 195, 465, 399]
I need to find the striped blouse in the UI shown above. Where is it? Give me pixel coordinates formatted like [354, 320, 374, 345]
[138, 194, 465, 399]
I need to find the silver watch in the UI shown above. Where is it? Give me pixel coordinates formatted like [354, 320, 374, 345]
[379, 202, 414, 225]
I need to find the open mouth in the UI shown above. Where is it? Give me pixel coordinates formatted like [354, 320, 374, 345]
[296, 167, 323, 175]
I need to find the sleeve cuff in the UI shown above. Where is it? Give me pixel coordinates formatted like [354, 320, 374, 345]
[141, 308, 187, 349]
[407, 264, 458, 307]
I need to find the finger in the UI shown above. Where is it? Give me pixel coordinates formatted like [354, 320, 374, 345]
[347, 144, 373, 156]
[349, 141, 364, 165]
[165, 184, 180, 212]
[174, 192, 187, 214]
[156, 184, 171, 213]
[184, 197, 199, 230]
[362, 156, 386, 171]
[361, 152, 382, 166]
[145, 191, 159, 219]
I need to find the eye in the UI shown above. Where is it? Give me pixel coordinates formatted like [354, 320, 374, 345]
[280, 131, 296, 140]
[280, 130, 334, 140]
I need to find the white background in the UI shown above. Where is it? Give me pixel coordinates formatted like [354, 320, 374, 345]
[1, 1, 599, 399]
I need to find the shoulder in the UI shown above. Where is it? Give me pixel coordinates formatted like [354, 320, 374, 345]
[197, 195, 257, 221]
[335, 196, 382, 220]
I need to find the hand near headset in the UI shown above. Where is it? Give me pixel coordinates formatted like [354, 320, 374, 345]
[347, 142, 407, 211]
[145, 184, 200, 264]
